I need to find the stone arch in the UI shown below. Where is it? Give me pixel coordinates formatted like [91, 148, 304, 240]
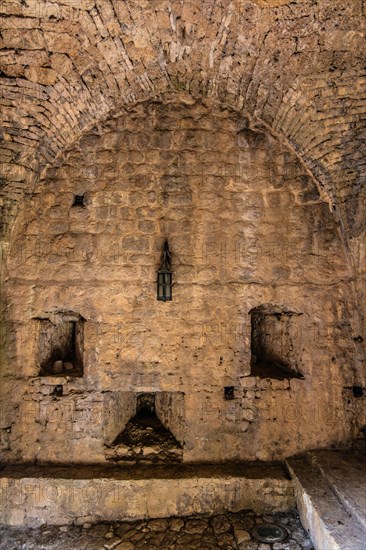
[1, 0, 365, 234]
[0, 0, 365, 401]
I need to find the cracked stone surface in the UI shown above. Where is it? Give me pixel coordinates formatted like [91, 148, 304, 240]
[0, 510, 314, 550]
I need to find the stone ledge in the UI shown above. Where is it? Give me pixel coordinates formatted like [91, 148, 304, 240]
[307, 450, 366, 533]
[287, 453, 366, 550]
[0, 461, 294, 527]
[0, 460, 290, 480]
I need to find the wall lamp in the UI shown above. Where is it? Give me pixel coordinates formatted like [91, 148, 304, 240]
[157, 240, 173, 301]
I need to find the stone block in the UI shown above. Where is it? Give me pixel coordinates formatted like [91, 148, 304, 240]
[0, 463, 294, 527]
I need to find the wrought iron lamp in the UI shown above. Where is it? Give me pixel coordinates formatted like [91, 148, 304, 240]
[157, 240, 173, 301]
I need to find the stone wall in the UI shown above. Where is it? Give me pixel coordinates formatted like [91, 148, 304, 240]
[0, 97, 362, 464]
[1, 1, 365, 388]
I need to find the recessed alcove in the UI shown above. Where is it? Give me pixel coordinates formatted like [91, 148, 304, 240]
[105, 393, 183, 463]
[249, 304, 304, 380]
[37, 313, 84, 377]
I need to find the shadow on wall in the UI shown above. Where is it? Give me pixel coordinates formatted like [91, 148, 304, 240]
[249, 303, 304, 380]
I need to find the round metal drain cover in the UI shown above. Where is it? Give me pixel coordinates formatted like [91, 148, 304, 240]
[251, 523, 288, 543]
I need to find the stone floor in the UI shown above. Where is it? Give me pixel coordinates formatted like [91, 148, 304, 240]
[0, 510, 314, 550]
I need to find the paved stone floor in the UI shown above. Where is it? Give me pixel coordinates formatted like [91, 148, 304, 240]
[0, 510, 314, 549]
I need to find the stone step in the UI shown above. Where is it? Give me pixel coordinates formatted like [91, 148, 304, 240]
[0, 461, 294, 528]
[308, 450, 366, 533]
[287, 453, 366, 550]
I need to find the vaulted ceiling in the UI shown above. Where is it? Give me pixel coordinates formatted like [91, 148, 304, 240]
[0, 0, 365, 244]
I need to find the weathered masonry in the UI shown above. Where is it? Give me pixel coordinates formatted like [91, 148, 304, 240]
[0, 1, 365, 547]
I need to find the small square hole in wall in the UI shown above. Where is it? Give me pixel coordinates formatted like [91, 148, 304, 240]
[52, 385, 63, 397]
[353, 386, 364, 398]
[73, 194, 85, 207]
[224, 386, 235, 400]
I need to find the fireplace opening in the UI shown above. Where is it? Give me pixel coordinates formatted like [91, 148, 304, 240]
[38, 314, 84, 376]
[105, 393, 183, 463]
[249, 304, 304, 380]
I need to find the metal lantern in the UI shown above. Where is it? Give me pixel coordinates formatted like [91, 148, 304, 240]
[157, 240, 173, 301]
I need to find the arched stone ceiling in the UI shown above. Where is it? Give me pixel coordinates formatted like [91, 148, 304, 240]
[0, 0, 365, 242]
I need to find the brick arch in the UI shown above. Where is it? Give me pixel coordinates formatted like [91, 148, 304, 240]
[1, 0, 365, 226]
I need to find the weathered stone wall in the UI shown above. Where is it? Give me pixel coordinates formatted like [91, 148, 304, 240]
[1, 2, 365, 457]
[349, 231, 366, 385]
[1, 97, 361, 464]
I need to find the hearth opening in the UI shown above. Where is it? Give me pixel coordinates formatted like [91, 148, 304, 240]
[37, 313, 84, 376]
[250, 304, 304, 380]
[105, 393, 183, 463]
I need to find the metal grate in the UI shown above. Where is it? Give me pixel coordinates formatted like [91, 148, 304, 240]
[251, 523, 288, 543]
